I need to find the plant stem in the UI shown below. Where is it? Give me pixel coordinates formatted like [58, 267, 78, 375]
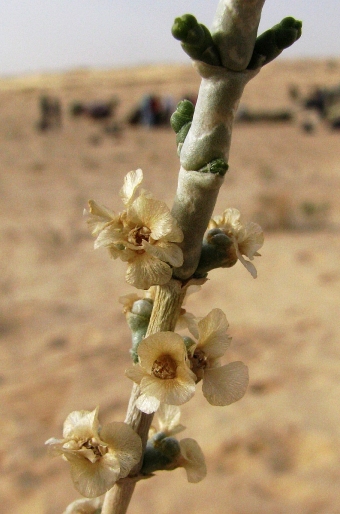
[102, 1, 272, 511]
[101, 480, 136, 514]
[211, 0, 266, 70]
[172, 167, 225, 279]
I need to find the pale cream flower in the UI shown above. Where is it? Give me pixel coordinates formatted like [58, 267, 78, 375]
[63, 497, 102, 514]
[155, 405, 206, 482]
[46, 407, 142, 498]
[146, 405, 206, 482]
[86, 169, 184, 289]
[125, 332, 196, 414]
[189, 309, 249, 406]
[209, 208, 264, 278]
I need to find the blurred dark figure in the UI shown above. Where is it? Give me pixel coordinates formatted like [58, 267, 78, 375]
[236, 105, 293, 123]
[70, 97, 119, 120]
[127, 94, 176, 127]
[304, 87, 327, 117]
[37, 95, 62, 131]
[300, 85, 340, 130]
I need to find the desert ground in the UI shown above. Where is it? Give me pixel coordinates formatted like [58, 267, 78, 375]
[1, 59, 340, 514]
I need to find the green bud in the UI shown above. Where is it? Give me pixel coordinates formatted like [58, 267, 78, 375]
[275, 17, 302, 49]
[131, 298, 153, 318]
[183, 336, 196, 355]
[247, 17, 302, 70]
[127, 298, 153, 363]
[172, 14, 199, 42]
[170, 99, 195, 133]
[172, 14, 221, 66]
[176, 122, 192, 148]
[199, 158, 229, 176]
[194, 229, 236, 278]
[141, 435, 181, 475]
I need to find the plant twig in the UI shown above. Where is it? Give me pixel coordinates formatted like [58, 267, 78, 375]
[101, 0, 303, 512]
[102, 280, 187, 514]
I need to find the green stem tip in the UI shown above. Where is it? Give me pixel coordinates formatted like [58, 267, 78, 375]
[172, 13, 221, 66]
[247, 16, 302, 70]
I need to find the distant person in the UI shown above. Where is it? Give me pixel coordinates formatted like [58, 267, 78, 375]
[37, 95, 62, 131]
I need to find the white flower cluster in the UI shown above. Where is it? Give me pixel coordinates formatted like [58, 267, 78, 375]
[86, 169, 184, 290]
[46, 407, 142, 498]
[50, 171, 262, 506]
[46, 307, 247, 499]
[209, 207, 264, 278]
[125, 308, 248, 414]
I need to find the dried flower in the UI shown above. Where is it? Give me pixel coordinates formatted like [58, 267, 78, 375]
[189, 308, 249, 406]
[46, 407, 142, 498]
[209, 208, 264, 278]
[125, 332, 196, 414]
[86, 169, 184, 289]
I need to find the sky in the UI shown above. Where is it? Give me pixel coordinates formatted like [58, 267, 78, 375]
[1, 0, 340, 78]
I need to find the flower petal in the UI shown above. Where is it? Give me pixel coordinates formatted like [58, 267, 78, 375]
[179, 438, 207, 483]
[157, 404, 186, 435]
[119, 169, 143, 206]
[137, 332, 187, 371]
[234, 241, 258, 278]
[125, 253, 172, 289]
[202, 361, 249, 406]
[197, 309, 231, 359]
[142, 239, 183, 268]
[139, 367, 196, 406]
[238, 222, 264, 259]
[128, 196, 183, 242]
[67, 452, 120, 498]
[63, 497, 102, 514]
[118, 293, 142, 313]
[136, 394, 160, 414]
[94, 221, 125, 248]
[100, 422, 142, 478]
[45, 438, 66, 457]
[125, 364, 147, 385]
[175, 311, 199, 339]
[86, 200, 116, 236]
[209, 208, 241, 230]
[87, 199, 116, 221]
[63, 408, 99, 440]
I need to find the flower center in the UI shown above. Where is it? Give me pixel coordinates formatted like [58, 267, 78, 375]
[82, 437, 108, 458]
[192, 349, 208, 370]
[190, 349, 208, 381]
[128, 226, 151, 247]
[152, 354, 177, 379]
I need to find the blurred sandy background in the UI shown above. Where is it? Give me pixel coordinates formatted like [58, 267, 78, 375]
[1, 59, 340, 514]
